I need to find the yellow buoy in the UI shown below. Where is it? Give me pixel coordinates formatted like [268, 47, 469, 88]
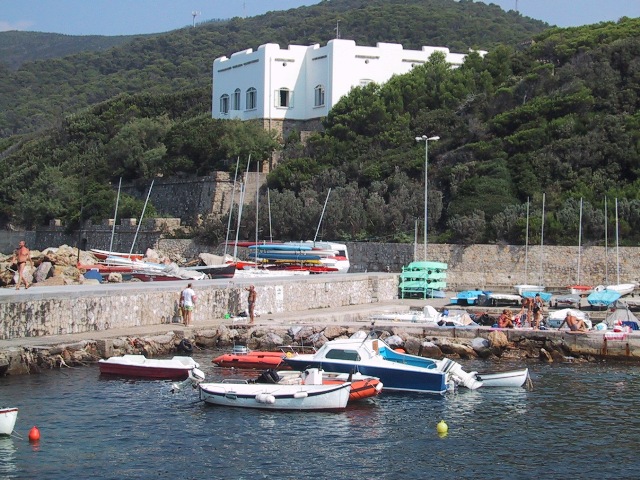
[436, 420, 448, 434]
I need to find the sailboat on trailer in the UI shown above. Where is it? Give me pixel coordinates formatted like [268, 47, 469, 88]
[514, 196, 550, 301]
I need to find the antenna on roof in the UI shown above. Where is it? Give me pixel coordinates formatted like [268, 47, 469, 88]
[192, 11, 200, 27]
[335, 20, 340, 39]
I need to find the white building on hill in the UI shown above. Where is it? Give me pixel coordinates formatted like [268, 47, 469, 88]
[212, 39, 483, 168]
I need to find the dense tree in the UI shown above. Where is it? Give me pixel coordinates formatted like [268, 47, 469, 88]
[1, 6, 639, 246]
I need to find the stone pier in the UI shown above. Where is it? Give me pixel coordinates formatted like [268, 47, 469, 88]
[0, 273, 397, 340]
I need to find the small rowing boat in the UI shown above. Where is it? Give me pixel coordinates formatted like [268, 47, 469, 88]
[0, 408, 18, 436]
[99, 355, 204, 380]
[475, 368, 530, 388]
[198, 368, 351, 411]
[271, 369, 383, 402]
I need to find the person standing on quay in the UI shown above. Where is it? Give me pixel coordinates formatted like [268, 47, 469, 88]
[245, 285, 257, 324]
[12, 240, 33, 290]
[180, 283, 197, 327]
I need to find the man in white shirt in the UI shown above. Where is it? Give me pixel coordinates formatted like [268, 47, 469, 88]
[180, 283, 197, 327]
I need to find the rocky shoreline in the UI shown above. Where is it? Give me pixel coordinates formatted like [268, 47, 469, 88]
[2, 320, 607, 377]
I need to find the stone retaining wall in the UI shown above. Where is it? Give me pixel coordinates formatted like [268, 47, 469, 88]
[192, 241, 639, 290]
[0, 273, 396, 340]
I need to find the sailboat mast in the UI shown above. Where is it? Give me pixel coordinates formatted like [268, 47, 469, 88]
[314, 188, 332, 243]
[255, 158, 259, 245]
[109, 177, 122, 254]
[577, 197, 583, 285]
[129, 179, 154, 255]
[604, 197, 608, 285]
[539, 193, 545, 286]
[223, 157, 241, 258]
[233, 182, 246, 260]
[524, 197, 530, 284]
[267, 188, 273, 243]
[616, 197, 620, 285]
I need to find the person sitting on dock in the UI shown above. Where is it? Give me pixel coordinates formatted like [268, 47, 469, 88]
[498, 309, 515, 329]
[558, 313, 588, 332]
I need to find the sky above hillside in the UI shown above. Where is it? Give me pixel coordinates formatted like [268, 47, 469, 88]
[1, 0, 638, 36]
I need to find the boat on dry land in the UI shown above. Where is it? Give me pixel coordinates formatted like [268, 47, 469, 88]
[99, 355, 204, 381]
[90, 249, 144, 262]
[0, 408, 18, 436]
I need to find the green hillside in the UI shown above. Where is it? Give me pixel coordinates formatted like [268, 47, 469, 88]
[0, 0, 547, 137]
[2, 1, 638, 247]
[0, 31, 141, 70]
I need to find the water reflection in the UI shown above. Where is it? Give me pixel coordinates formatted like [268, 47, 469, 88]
[3, 351, 640, 478]
[0, 437, 17, 475]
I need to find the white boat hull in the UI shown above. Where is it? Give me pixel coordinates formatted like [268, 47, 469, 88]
[0, 408, 18, 436]
[199, 381, 351, 410]
[606, 284, 636, 297]
[475, 369, 529, 388]
[514, 284, 545, 296]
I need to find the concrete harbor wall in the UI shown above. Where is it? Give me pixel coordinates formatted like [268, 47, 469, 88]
[0, 273, 397, 341]
[346, 243, 640, 290]
[159, 240, 639, 290]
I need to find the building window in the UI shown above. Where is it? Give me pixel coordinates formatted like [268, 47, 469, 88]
[276, 88, 292, 108]
[220, 94, 229, 115]
[233, 88, 241, 110]
[314, 85, 325, 107]
[246, 87, 257, 110]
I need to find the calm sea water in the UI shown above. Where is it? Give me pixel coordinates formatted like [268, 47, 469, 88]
[1, 351, 639, 479]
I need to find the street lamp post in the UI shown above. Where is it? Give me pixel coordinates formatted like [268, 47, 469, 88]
[415, 135, 440, 260]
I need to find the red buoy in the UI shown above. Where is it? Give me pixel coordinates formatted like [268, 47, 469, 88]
[28, 426, 40, 442]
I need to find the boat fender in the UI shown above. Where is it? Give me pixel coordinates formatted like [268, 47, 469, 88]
[375, 381, 384, 392]
[177, 338, 193, 355]
[293, 391, 308, 399]
[255, 393, 276, 404]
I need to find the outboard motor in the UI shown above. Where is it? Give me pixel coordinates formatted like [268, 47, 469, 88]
[256, 369, 281, 384]
[439, 358, 483, 390]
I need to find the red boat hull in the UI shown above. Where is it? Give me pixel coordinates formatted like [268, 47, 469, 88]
[99, 364, 192, 380]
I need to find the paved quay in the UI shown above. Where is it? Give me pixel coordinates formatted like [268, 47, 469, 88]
[1, 278, 639, 370]
[0, 291, 431, 350]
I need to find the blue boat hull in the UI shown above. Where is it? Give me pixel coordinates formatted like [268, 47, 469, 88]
[284, 358, 448, 394]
